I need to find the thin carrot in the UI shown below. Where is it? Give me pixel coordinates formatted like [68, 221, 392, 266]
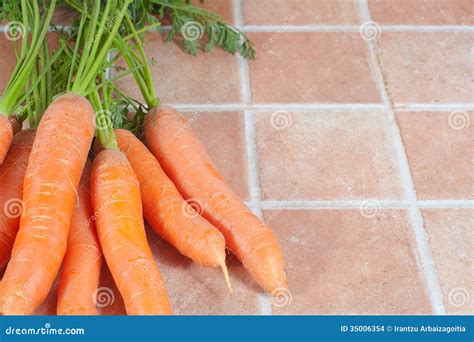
[57, 161, 102, 315]
[0, 94, 95, 315]
[145, 107, 288, 293]
[115, 128, 231, 290]
[91, 148, 172, 315]
[0, 130, 35, 270]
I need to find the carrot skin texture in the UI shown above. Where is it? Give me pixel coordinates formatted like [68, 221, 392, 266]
[0, 93, 95, 315]
[91, 149, 172, 315]
[145, 107, 288, 293]
[0, 114, 13, 165]
[57, 161, 102, 315]
[0, 130, 35, 270]
[115, 129, 227, 268]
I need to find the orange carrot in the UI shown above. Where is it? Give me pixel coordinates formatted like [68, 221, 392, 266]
[91, 148, 172, 315]
[145, 107, 288, 293]
[0, 130, 35, 270]
[115, 128, 231, 290]
[57, 161, 102, 315]
[0, 93, 95, 315]
[0, 115, 13, 165]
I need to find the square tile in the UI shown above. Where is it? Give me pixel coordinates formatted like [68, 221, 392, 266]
[116, 33, 241, 104]
[255, 110, 404, 200]
[182, 111, 249, 200]
[247, 33, 382, 103]
[422, 209, 473, 314]
[199, 0, 234, 23]
[243, 0, 360, 25]
[369, 0, 473, 25]
[264, 209, 433, 314]
[397, 111, 474, 199]
[378, 32, 473, 104]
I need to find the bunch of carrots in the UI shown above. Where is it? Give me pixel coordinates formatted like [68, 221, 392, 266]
[0, 0, 287, 315]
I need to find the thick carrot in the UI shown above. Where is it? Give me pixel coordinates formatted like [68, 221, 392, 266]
[115, 128, 231, 290]
[0, 115, 13, 165]
[57, 161, 102, 315]
[0, 93, 95, 315]
[145, 107, 288, 293]
[0, 130, 35, 270]
[91, 148, 172, 315]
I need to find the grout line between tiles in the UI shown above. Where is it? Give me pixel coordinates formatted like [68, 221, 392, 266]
[233, 0, 244, 28]
[256, 294, 273, 316]
[234, 0, 273, 316]
[172, 103, 386, 111]
[359, 0, 446, 315]
[255, 200, 474, 210]
[243, 110, 263, 206]
[105, 50, 114, 80]
[242, 25, 474, 32]
[167, 103, 474, 112]
[416, 200, 474, 208]
[408, 207, 448, 312]
[394, 104, 474, 111]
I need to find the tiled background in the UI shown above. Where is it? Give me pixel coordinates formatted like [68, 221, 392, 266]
[1, 0, 473, 315]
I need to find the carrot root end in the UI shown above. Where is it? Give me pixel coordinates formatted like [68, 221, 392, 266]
[220, 263, 233, 293]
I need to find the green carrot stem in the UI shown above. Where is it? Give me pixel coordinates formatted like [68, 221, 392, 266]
[71, 0, 132, 95]
[0, 0, 56, 116]
[89, 88, 118, 150]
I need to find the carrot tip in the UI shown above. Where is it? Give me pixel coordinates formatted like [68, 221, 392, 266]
[220, 263, 233, 293]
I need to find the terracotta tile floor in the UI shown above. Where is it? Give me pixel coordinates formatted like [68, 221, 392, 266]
[1, 1, 473, 316]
